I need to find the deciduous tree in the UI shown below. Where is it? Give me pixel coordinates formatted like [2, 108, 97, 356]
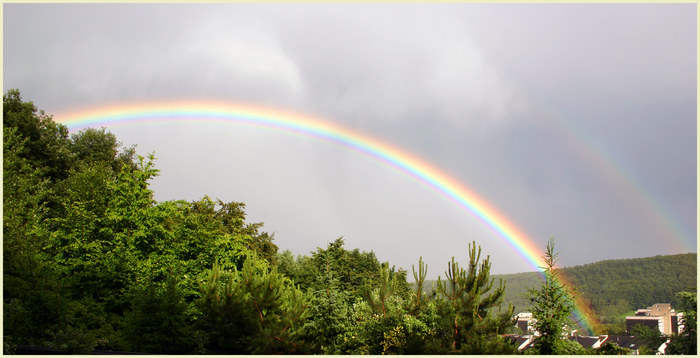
[665, 290, 696, 355]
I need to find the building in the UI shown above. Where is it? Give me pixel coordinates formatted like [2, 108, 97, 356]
[503, 334, 535, 352]
[512, 311, 577, 336]
[514, 312, 536, 335]
[505, 334, 664, 354]
[625, 303, 684, 335]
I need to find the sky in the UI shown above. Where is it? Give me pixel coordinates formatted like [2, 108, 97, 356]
[3, 3, 696, 277]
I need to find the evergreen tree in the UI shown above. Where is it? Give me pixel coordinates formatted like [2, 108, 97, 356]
[408, 256, 431, 316]
[433, 241, 517, 354]
[303, 250, 351, 354]
[339, 261, 437, 355]
[526, 238, 581, 355]
[196, 255, 310, 354]
[363, 263, 400, 317]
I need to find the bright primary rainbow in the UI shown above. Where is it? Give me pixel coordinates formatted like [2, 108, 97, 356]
[54, 101, 600, 332]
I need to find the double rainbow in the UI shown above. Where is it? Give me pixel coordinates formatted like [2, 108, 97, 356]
[53, 101, 600, 332]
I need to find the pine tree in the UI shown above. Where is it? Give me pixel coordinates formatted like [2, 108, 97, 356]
[363, 262, 399, 317]
[408, 256, 430, 316]
[196, 255, 310, 354]
[434, 241, 517, 354]
[527, 237, 582, 355]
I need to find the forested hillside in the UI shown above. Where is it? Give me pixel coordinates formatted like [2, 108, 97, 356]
[492, 253, 697, 333]
[421, 253, 696, 334]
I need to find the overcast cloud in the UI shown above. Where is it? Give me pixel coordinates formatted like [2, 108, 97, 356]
[4, 3, 696, 277]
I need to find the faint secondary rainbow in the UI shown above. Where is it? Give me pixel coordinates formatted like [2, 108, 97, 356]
[53, 101, 600, 332]
[538, 105, 693, 254]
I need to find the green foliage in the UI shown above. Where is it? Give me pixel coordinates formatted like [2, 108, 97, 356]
[593, 342, 633, 355]
[339, 261, 439, 355]
[46, 297, 119, 354]
[563, 253, 697, 332]
[491, 271, 545, 314]
[302, 256, 352, 354]
[3, 90, 275, 353]
[44, 153, 160, 316]
[171, 196, 275, 273]
[666, 290, 697, 355]
[69, 127, 136, 173]
[630, 324, 666, 354]
[408, 256, 431, 316]
[3, 89, 72, 182]
[527, 238, 578, 355]
[301, 238, 409, 299]
[431, 241, 517, 354]
[18, 89, 694, 354]
[364, 263, 400, 317]
[340, 298, 437, 355]
[495, 253, 697, 333]
[3, 124, 59, 345]
[526, 338, 584, 355]
[276, 250, 319, 290]
[278, 239, 417, 354]
[123, 270, 193, 353]
[196, 255, 310, 354]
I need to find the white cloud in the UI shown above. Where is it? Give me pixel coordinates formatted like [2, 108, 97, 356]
[265, 5, 526, 131]
[179, 13, 304, 100]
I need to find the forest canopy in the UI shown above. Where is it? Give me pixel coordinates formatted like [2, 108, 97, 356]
[3, 90, 520, 354]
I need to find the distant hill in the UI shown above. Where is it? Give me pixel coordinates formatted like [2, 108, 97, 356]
[557, 253, 695, 314]
[420, 253, 696, 332]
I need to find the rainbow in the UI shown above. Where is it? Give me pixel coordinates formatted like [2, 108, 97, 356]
[53, 101, 600, 332]
[539, 105, 693, 254]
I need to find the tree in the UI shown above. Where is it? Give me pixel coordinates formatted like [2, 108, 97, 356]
[3, 96, 70, 348]
[363, 263, 400, 317]
[182, 196, 275, 270]
[276, 250, 318, 290]
[301, 250, 352, 354]
[665, 290, 696, 355]
[408, 256, 431, 316]
[527, 237, 581, 355]
[3, 89, 72, 182]
[43, 154, 159, 317]
[593, 342, 633, 355]
[432, 241, 517, 354]
[3, 90, 293, 353]
[338, 261, 437, 355]
[70, 128, 125, 169]
[123, 269, 193, 354]
[196, 255, 310, 354]
[630, 324, 666, 354]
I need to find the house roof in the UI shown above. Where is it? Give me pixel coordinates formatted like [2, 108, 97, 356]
[569, 335, 603, 349]
[503, 334, 534, 351]
[605, 335, 643, 350]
